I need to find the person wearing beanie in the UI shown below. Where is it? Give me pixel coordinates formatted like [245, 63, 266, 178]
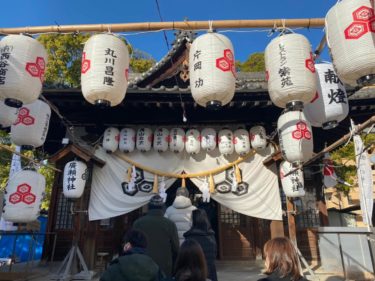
[133, 194, 179, 278]
[165, 187, 197, 245]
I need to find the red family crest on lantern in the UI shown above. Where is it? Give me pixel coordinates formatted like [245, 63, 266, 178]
[249, 126, 267, 150]
[218, 129, 234, 155]
[280, 161, 305, 197]
[136, 128, 153, 152]
[119, 128, 136, 153]
[11, 100, 51, 148]
[234, 128, 250, 155]
[265, 33, 317, 110]
[0, 100, 18, 128]
[0, 34, 48, 108]
[201, 128, 217, 151]
[81, 34, 130, 107]
[103, 127, 119, 153]
[3, 170, 46, 223]
[63, 160, 89, 199]
[189, 32, 236, 109]
[185, 129, 201, 154]
[326, 0, 375, 86]
[153, 128, 169, 153]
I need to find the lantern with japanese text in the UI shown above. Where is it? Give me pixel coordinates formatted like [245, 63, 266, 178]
[2, 170, 45, 222]
[265, 33, 317, 109]
[153, 128, 169, 153]
[234, 128, 250, 155]
[81, 34, 129, 107]
[169, 128, 185, 153]
[280, 161, 305, 197]
[103, 127, 119, 153]
[0, 100, 18, 128]
[326, 0, 375, 86]
[250, 126, 267, 150]
[185, 129, 201, 154]
[63, 160, 88, 199]
[119, 128, 136, 153]
[201, 128, 217, 151]
[218, 129, 234, 155]
[136, 128, 153, 152]
[278, 110, 313, 165]
[0, 34, 47, 108]
[11, 100, 50, 148]
[189, 32, 236, 109]
[323, 153, 338, 187]
[304, 63, 349, 129]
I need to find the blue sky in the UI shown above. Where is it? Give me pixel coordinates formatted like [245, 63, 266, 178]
[0, 0, 337, 62]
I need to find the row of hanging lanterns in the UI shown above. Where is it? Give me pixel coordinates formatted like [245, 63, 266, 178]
[103, 126, 268, 155]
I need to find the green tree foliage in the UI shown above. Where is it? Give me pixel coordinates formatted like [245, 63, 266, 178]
[130, 48, 156, 73]
[237, 52, 265, 72]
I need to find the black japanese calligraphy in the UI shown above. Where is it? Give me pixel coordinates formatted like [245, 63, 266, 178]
[103, 48, 116, 86]
[328, 89, 347, 104]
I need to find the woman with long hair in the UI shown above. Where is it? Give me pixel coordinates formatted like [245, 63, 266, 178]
[258, 237, 308, 281]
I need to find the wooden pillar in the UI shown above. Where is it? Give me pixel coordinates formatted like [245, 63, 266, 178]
[316, 185, 329, 226]
[270, 220, 285, 238]
[287, 197, 297, 244]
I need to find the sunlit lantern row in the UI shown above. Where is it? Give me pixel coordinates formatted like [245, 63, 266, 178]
[102, 126, 268, 155]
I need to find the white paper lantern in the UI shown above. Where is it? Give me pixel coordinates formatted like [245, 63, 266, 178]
[189, 32, 236, 108]
[185, 129, 201, 154]
[218, 129, 234, 155]
[153, 128, 169, 152]
[11, 100, 50, 148]
[323, 153, 338, 187]
[0, 35, 47, 108]
[3, 170, 45, 222]
[304, 63, 349, 129]
[280, 161, 305, 197]
[250, 126, 267, 150]
[0, 100, 18, 128]
[81, 34, 129, 107]
[201, 128, 217, 151]
[234, 128, 250, 155]
[265, 33, 317, 109]
[63, 160, 88, 199]
[326, 0, 375, 86]
[278, 110, 313, 165]
[136, 128, 153, 152]
[119, 128, 136, 153]
[169, 128, 185, 153]
[103, 127, 119, 153]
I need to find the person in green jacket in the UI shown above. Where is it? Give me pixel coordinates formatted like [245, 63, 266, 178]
[133, 195, 180, 278]
[100, 229, 163, 281]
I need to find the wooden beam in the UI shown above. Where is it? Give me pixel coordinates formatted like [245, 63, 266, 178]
[287, 197, 297, 244]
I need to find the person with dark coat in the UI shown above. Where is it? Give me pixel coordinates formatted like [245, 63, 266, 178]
[100, 229, 163, 281]
[183, 209, 218, 281]
[257, 237, 308, 281]
[133, 195, 179, 278]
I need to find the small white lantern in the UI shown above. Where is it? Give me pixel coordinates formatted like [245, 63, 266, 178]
[250, 126, 267, 150]
[278, 110, 313, 165]
[81, 34, 130, 107]
[280, 161, 305, 197]
[326, 0, 375, 86]
[11, 100, 51, 148]
[304, 63, 349, 129]
[119, 128, 136, 153]
[136, 128, 153, 152]
[103, 127, 119, 153]
[169, 128, 185, 153]
[234, 128, 250, 155]
[153, 128, 169, 152]
[323, 153, 338, 187]
[265, 33, 317, 109]
[189, 32, 236, 108]
[218, 129, 234, 155]
[0, 34, 48, 108]
[0, 100, 18, 128]
[201, 128, 217, 151]
[63, 160, 88, 199]
[3, 170, 46, 223]
[185, 129, 201, 154]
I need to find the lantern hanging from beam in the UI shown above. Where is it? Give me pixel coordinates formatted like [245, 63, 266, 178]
[189, 32, 236, 109]
[2, 169, 46, 223]
[0, 100, 18, 128]
[265, 33, 317, 110]
[119, 128, 136, 153]
[0, 34, 47, 108]
[63, 160, 88, 199]
[249, 126, 267, 150]
[304, 63, 349, 129]
[81, 34, 129, 107]
[234, 128, 250, 155]
[278, 110, 313, 165]
[326, 0, 375, 86]
[103, 127, 119, 153]
[280, 160, 305, 197]
[11, 100, 51, 148]
[136, 127, 153, 152]
[185, 129, 201, 154]
[169, 128, 185, 153]
[153, 128, 169, 153]
[201, 128, 217, 151]
[218, 129, 234, 155]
